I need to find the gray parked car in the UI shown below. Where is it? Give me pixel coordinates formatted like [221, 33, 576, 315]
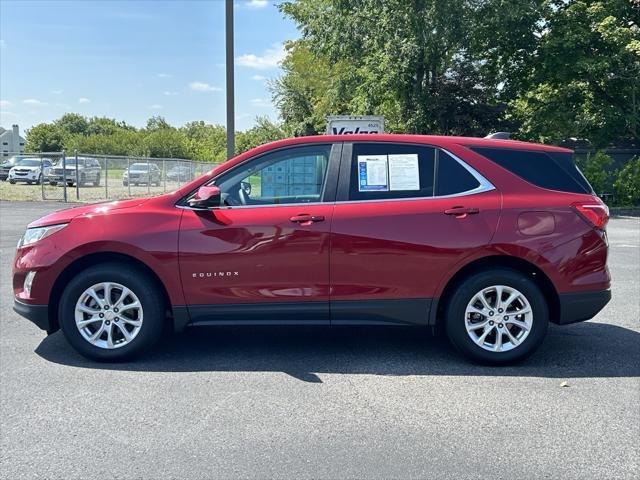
[0, 155, 27, 181]
[48, 157, 102, 187]
[123, 162, 161, 186]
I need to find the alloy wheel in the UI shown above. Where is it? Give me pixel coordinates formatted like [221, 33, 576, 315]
[464, 285, 533, 352]
[74, 282, 144, 349]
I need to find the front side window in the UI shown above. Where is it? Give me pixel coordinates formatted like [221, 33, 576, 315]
[216, 145, 331, 206]
[348, 143, 482, 201]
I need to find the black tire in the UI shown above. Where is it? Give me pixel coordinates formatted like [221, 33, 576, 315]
[445, 268, 549, 365]
[67, 181, 73, 187]
[9, 179, 15, 184]
[93, 173, 100, 187]
[58, 262, 166, 361]
[123, 181, 128, 186]
[50, 181, 57, 186]
[134, 182, 139, 186]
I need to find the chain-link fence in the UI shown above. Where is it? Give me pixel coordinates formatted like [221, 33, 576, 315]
[0, 151, 215, 202]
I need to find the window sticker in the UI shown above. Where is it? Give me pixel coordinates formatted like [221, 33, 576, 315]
[357, 155, 389, 191]
[388, 154, 420, 191]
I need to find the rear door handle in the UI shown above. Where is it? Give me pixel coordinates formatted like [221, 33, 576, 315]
[290, 214, 325, 224]
[444, 207, 479, 217]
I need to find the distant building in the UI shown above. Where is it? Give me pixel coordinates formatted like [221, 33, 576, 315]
[0, 125, 26, 158]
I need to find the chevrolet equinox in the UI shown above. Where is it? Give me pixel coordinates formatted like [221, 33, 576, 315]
[13, 134, 611, 364]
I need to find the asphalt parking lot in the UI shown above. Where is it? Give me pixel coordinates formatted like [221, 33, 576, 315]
[0, 201, 638, 480]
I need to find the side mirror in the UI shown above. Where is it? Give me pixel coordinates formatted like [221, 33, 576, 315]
[188, 185, 221, 209]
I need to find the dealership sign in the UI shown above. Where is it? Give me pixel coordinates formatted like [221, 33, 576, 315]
[326, 115, 384, 135]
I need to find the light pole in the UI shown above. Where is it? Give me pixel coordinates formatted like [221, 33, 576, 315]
[225, 0, 235, 160]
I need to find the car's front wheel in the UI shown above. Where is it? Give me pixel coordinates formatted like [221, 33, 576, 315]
[58, 263, 166, 361]
[445, 269, 548, 365]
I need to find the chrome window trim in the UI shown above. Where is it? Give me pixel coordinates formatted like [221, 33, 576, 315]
[177, 145, 495, 211]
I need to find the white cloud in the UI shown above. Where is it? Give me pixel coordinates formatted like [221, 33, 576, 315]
[251, 75, 266, 81]
[163, 91, 179, 96]
[51, 90, 63, 95]
[23, 98, 48, 107]
[236, 43, 285, 70]
[247, 0, 268, 8]
[149, 104, 164, 110]
[158, 73, 172, 78]
[189, 81, 221, 92]
[0, 100, 11, 107]
[250, 98, 272, 107]
[78, 97, 90, 104]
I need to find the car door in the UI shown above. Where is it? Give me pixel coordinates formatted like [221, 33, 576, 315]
[42, 159, 52, 177]
[179, 142, 341, 324]
[330, 142, 501, 326]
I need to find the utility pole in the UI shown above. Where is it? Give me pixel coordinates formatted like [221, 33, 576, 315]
[225, 0, 235, 160]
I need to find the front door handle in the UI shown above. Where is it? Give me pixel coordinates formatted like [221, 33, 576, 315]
[290, 214, 325, 225]
[444, 206, 479, 217]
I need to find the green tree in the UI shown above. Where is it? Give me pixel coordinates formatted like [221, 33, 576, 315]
[180, 121, 227, 161]
[509, 0, 639, 146]
[614, 157, 640, 206]
[275, 0, 537, 135]
[87, 117, 133, 136]
[55, 113, 89, 135]
[25, 123, 67, 152]
[145, 116, 172, 131]
[578, 150, 614, 194]
[236, 116, 288, 153]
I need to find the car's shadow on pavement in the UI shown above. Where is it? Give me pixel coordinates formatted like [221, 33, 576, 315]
[36, 322, 640, 382]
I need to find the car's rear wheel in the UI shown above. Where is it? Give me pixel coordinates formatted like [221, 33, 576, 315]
[445, 269, 548, 365]
[58, 263, 166, 361]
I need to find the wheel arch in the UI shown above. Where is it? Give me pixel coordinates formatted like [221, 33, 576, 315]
[431, 255, 560, 328]
[48, 252, 174, 333]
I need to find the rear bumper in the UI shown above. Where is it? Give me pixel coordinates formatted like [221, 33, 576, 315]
[556, 289, 611, 325]
[13, 299, 52, 332]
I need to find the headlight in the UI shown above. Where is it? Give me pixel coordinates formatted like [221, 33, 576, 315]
[18, 223, 68, 248]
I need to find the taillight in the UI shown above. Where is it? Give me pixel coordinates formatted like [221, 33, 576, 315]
[572, 201, 609, 230]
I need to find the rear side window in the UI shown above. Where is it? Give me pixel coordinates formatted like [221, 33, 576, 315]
[436, 151, 480, 196]
[471, 147, 592, 194]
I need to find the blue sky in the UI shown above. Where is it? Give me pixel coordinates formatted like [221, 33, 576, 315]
[0, 0, 299, 133]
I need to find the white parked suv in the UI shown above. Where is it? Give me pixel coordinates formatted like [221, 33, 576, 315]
[8, 158, 53, 185]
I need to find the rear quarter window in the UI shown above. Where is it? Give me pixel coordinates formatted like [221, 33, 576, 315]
[471, 147, 592, 194]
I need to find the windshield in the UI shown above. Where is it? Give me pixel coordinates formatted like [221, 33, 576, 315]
[55, 158, 86, 166]
[15, 159, 42, 167]
[130, 163, 150, 170]
[3, 156, 26, 165]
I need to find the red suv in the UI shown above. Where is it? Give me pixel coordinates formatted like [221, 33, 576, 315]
[13, 134, 611, 364]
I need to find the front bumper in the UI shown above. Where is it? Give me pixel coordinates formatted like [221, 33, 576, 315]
[13, 299, 52, 332]
[9, 173, 39, 182]
[556, 289, 611, 325]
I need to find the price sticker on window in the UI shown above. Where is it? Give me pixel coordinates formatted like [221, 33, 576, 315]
[357, 155, 389, 191]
